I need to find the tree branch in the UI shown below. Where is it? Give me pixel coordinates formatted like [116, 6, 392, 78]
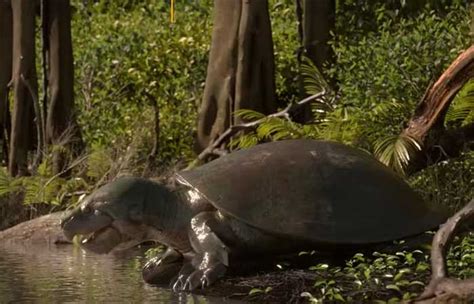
[188, 91, 327, 169]
[403, 45, 474, 143]
[413, 199, 474, 303]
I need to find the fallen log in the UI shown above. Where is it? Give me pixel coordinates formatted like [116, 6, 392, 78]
[0, 211, 71, 246]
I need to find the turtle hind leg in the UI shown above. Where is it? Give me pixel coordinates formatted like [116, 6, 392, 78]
[142, 247, 183, 285]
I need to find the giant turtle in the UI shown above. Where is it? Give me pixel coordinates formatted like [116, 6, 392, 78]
[61, 139, 447, 291]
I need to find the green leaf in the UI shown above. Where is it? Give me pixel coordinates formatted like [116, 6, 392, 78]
[248, 288, 263, 295]
[386, 284, 401, 292]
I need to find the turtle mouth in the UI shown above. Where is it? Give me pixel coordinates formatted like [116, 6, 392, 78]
[61, 209, 122, 254]
[62, 210, 155, 254]
[78, 224, 149, 254]
[77, 225, 123, 254]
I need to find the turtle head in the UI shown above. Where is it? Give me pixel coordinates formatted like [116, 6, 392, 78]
[61, 176, 170, 254]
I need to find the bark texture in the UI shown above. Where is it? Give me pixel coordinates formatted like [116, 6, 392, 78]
[300, 0, 335, 73]
[295, 0, 335, 122]
[403, 45, 474, 144]
[0, 0, 12, 164]
[10, 0, 38, 176]
[0, 211, 71, 246]
[196, 0, 277, 151]
[45, 0, 82, 174]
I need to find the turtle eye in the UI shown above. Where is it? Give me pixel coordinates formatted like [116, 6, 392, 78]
[80, 204, 92, 214]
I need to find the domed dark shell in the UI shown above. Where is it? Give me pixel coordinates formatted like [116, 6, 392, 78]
[177, 140, 447, 245]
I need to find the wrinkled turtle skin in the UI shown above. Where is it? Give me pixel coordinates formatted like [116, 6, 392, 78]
[61, 139, 448, 291]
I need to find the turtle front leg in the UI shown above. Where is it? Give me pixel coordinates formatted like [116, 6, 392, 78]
[142, 247, 184, 285]
[172, 211, 230, 291]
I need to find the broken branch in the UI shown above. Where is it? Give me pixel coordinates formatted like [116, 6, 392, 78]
[188, 90, 327, 168]
[403, 45, 474, 143]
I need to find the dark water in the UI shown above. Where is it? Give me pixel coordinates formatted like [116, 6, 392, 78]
[0, 245, 237, 303]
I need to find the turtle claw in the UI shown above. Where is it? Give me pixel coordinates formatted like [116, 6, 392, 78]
[171, 262, 195, 292]
[183, 270, 206, 291]
[201, 276, 210, 289]
[171, 275, 186, 292]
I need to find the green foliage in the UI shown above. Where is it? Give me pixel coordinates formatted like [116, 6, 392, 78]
[0, 163, 89, 207]
[374, 134, 422, 175]
[409, 152, 474, 211]
[231, 3, 470, 177]
[301, 233, 474, 302]
[269, 0, 301, 106]
[326, 2, 470, 148]
[72, 0, 212, 166]
[86, 149, 113, 180]
[445, 79, 474, 127]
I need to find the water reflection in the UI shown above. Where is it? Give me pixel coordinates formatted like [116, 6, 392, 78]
[0, 245, 237, 303]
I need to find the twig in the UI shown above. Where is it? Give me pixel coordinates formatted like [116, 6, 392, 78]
[188, 90, 327, 168]
[413, 199, 474, 303]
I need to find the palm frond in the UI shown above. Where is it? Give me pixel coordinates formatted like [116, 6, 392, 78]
[300, 57, 331, 96]
[229, 134, 259, 149]
[445, 80, 474, 126]
[234, 109, 266, 121]
[374, 133, 422, 175]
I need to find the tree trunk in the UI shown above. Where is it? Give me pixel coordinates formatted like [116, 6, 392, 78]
[45, 0, 82, 174]
[9, 0, 38, 176]
[403, 45, 474, 144]
[300, 0, 335, 74]
[196, 0, 277, 152]
[0, 0, 12, 165]
[295, 0, 335, 122]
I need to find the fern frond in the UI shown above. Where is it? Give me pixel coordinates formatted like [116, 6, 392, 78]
[0, 167, 12, 197]
[23, 177, 43, 205]
[0, 167, 25, 197]
[87, 149, 113, 180]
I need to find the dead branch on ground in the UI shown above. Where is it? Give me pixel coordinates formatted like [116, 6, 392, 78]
[413, 199, 474, 304]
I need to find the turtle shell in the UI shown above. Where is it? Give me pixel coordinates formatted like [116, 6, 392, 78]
[176, 140, 447, 245]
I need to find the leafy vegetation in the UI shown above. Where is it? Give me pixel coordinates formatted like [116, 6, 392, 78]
[231, 2, 471, 176]
[299, 233, 473, 303]
[409, 152, 474, 211]
[0, 1, 472, 302]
